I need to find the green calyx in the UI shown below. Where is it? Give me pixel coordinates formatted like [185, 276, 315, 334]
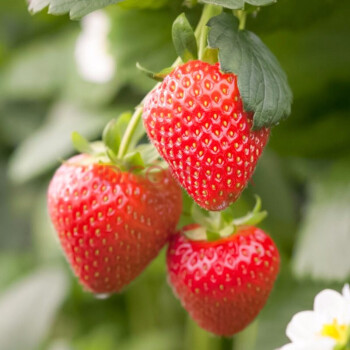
[71, 107, 161, 173]
[185, 196, 267, 242]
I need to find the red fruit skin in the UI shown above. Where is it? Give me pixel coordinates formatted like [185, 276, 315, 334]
[167, 225, 280, 336]
[143, 60, 270, 211]
[48, 155, 182, 294]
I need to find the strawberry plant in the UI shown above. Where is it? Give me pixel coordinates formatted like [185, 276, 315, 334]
[1, 0, 349, 350]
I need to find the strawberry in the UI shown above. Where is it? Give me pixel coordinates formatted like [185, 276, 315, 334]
[142, 60, 270, 211]
[167, 224, 280, 336]
[48, 154, 182, 294]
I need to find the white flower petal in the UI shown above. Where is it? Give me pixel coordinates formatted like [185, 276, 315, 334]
[75, 10, 115, 83]
[279, 338, 335, 350]
[276, 343, 302, 350]
[342, 284, 350, 300]
[279, 343, 304, 350]
[286, 311, 324, 343]
[314, 289, 349, 324]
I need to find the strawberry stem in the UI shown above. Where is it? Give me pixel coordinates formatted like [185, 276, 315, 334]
[234, 9, 247, 30]
[195, 4, 221, 60]
[117, 105, 143, 158]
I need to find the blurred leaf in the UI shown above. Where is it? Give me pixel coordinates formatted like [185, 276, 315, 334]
[249, 0, 344, 33]
[208, 12, 292, 129]
[47, 339, 72, 350]
[0, 162, 36, 249]
[0, 254, 34, 291]
[270, 109, 350, 158]
[0, 101, 48, 147]
[0, 32, 74, 100]
[32, 187, 62, 262]
[292, 159, 350, 282]
[248, 151, 297, 251]
[8, 102, 121, 183]
[109, 7, 177, 92]
[74, 326, 119, 350]
[261, 3, 350, 102]
[28, 0, 124, 19]
[0, 266, 69, 350]
[118, 330, 180, 350]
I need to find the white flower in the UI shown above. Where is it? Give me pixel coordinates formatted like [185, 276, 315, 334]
[279, 284, 350, 350]
[75, 10, 115, 83]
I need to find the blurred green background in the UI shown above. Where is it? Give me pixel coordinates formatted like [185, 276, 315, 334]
[0, 0, 349, 349]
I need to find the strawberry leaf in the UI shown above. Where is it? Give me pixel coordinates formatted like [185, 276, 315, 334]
[200, 0, 277, 10]
[28, 0, 124, 19]
[207, 12, 292, 129]
[172, 13, 198, 62]
[206, 230, 221, 242]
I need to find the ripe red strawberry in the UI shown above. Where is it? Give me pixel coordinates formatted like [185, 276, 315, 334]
[167, 224, 280, 336]
[48, 154, 182, 294]
[142, 60, 270, 211]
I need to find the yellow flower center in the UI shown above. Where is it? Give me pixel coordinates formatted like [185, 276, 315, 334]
[321, 319, 349, 347]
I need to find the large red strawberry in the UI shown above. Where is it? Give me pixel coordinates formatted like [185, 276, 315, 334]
[167, 224, 280, 336]
[48, 154, 182, 294]
[142, 60, 270, 211]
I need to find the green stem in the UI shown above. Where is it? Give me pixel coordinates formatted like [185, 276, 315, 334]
[221, 337, 234, 350]
[117, 105, 143, 158]
[234, 10, 247, 30]
[195, 4, 221, 60]
[234, 320, 258, 350]
[185, 317, 221, 350]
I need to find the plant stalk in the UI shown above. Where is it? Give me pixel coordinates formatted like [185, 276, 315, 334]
[195, 4, 222, 60]
[117, 105, 143, 158]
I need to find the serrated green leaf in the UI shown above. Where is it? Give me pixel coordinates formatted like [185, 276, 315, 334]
[172, 13, 198, 62]
[28, 0, 125, 19]
[200, 0, 276, 10]
[292, 159, 350, 282]
[71, 131, 93, 154]
[102, 119, 121, 155]
[119, 0, 170, 9]
[207, 12, 292, 129]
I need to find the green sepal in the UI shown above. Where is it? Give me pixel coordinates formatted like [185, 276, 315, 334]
[136, 63, 174, 82]
[188, 196, 267, 242]
[172, 13, 198, 62]
[207, 12, 292, 130]
[102, 119, 121, 156]
[232, 196, 267, 226]
[123, 151, 145, 171]
[202, 47, 219, 65]
[71, 132, 93, 154]
[206, 230, 221, 242]
[134, 143, 160, 165]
